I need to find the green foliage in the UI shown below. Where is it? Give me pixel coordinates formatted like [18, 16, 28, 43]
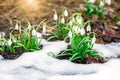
[47, 8, 69, 41]
[0, 20, 42, 54]
[56, 13, 102, 62]
[85, 2, 104, 19]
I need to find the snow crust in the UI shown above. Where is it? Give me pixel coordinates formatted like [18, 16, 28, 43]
[0, 39, 120, 80]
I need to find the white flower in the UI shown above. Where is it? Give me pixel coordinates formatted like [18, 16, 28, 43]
[7, 39, 12, 45]
[80, 28, 85, 35]
[86, 25, 91, 32]
[99, 1, 104, 7]
[92, 36, 96, 43]
[12, 37, 17, 43]
[53, 13, 58, 21]
[76, 17, 83, 24]
[88, 0, 96, 3]
[15, 23, 19, 30]
[61, 17, 65, 24]
[68, 31, 72, 38]
[1, 32, 6, 37]
[73, 26, 78, 34]
[69, 20, 73, 26]
[32, 29, 37, 36]
[105, 0, 111, 5]
[42, 24, 46, 34]
[64, 9, 68, 17]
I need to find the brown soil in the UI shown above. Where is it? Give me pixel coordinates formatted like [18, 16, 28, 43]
[57, 45, 106, 64]
[0, 44, 43, 59]
[57, 54, 106, 64]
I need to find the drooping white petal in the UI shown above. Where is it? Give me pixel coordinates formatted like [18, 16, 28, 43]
[1, 32, 6, 37]
[64, 9, 68, 17]
[42, 24, 46, 34]
[32, 29, 37, 36]
[7, 39, 12, 45]
[88, 0, 96, 3]
[53, 13, 58, 21]
[99, 1, 104, 7]
[73, 26, 78, 34]
[80, 28, 85, 35]
[76, 17, 83, 24]
[61, 17, 65, 24]
[86, 25, 91, 32]
[68, 31, 72, 38]
[15, 23, 19, 30]
[92, 36, 96, 43]
[69, 20, 73, 26]
[105, 0, 111, 5]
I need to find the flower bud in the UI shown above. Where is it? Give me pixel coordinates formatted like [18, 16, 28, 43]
[15, 23, 19, 30]
[68, 31, 72, 38]
[7, 39, 12, 45]
[86, 25, 91, 32]
[92, 36, 96, 43]
[99, 1, 104, 7]
[69, 20, 73, 26]
[80, 28, 85, 35]
[42, 24, 46, 34]
[32, 29, 37, 36]
[105, 0, 111, 5]
[61, 17, 65, 24]
[88, 0, 95, 3]
[76, 17, 83, 24]
[64, 9, 68, 17]
[54, 13, 58, 21]
[1, 32, 6, 37]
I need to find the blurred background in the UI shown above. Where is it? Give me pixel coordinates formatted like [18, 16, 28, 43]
[0, 0, 120, 43]
[0, 0, 83, 26]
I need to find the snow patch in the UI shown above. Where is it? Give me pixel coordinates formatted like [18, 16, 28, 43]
[0, 40, 120, 80]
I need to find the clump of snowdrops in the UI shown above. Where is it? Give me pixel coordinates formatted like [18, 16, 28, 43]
[0, 20, 42, 54]
[57, 13, 102, 61]
[47, 8, 69, 41]
[83, 0, 112, 19]
[47, 8, 103, 62]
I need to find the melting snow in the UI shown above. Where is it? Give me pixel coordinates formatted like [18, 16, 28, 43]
[0, 39, 120, 80]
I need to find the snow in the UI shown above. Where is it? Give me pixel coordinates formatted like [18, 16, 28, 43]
[0, 39, 120, 80]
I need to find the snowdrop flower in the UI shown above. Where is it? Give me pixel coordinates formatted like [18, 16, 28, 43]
[53, 11, 58, 21]
[1, 32, 6, 37]
[69, 20, 73, 26]
[15, 23, 19, 30]
[86, 25, 91, 32]
[76, 17, 83, 24]
[80, 28, 85, 35]
[73, 26, 78, 34]
[42, 23, 46, 34]
[88, 0, 96, 3]
[7, 39, 12, 45]
[64, 9, 68, 17]
[32, 29, 37, 36]
[105, 0, 111, 5]
[68, 31, 72, 38]
[61, 17, 65, 24]
[92, 36, 96, 43]
[99, 1, 104, 7]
